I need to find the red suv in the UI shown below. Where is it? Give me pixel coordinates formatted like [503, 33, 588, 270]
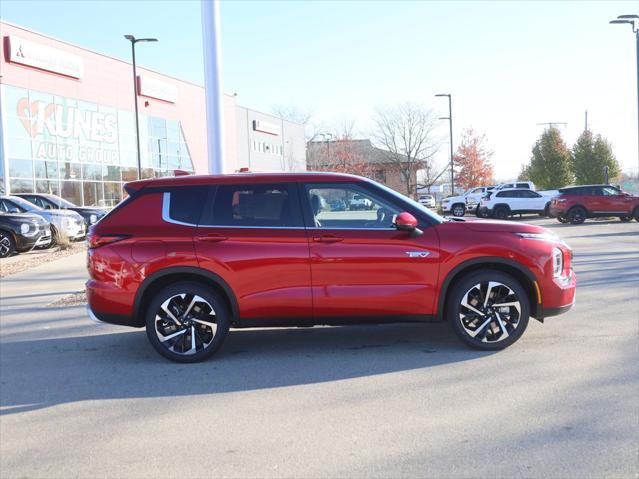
[549, 185, 639, 224]
[86, 173, 576, 362]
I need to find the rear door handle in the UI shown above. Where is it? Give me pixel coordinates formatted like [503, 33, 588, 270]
[196, 234, 228, 243]
[313, 235, 344, 243]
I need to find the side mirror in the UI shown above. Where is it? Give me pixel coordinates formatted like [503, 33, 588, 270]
[394, 212, 423, 237]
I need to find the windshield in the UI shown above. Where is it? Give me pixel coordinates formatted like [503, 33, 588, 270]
[7, 196, 43, 212]
[49, 196, 75, 208]
[373, 182, 444, 224]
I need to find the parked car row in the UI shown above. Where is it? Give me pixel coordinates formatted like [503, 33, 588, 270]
[440, 181, 638, 225]
[0, 193, 107, 258]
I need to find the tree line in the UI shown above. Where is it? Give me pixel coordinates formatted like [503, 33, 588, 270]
[274, 102, 495, 197]
[518, 127, 620, 190]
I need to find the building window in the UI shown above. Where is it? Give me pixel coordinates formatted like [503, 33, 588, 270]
[374, 169, 386, 183]
[1, 84, 195, 206]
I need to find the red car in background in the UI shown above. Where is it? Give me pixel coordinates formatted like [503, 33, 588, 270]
[549, 185, 639, 224]
[86, 173, 576, 362]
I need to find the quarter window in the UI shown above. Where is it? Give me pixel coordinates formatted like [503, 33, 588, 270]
[166, 186, 208, 225]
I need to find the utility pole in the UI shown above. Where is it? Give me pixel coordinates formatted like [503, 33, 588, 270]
[435, 93, 454, 194]
[536, 122, 568, 130]
[585, 110, 588, 132]
[610, 14, 639, 175]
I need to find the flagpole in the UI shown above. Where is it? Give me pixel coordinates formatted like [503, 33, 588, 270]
[201, 0, 226, 174]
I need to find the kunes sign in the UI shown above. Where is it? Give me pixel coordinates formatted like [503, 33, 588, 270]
[17, 97, 120, 163]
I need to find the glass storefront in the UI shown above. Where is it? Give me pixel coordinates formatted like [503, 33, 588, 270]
[0, 85, 194, 207]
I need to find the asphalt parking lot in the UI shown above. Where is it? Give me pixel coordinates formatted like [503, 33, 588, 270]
[0, 217, 637, 478]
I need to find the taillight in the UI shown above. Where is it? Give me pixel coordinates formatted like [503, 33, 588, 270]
[87, 233, 129, 249]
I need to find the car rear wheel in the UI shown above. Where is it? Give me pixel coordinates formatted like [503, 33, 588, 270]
[452, 203, 466, 217]
[0, 231, 16, 258]
[567, 206, 587, 224]
[620, 216, 631, 222]
[633, 207, 639, 222]
[145, 282, 230, 363]
[447, 271, 530, 351]
[493, 206, 509, 220]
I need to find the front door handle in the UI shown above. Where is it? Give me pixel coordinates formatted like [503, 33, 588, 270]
[196, 234, 228, 243]
[313, 235, 344, 243]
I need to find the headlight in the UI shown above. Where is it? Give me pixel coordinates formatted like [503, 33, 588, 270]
[552, 247, 564, 277]
[20, 222, 38, 237]
[89, 214, 97, 224]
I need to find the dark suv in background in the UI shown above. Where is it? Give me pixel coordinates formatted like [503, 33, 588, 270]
[0, 212, 52, 258]
[549, 185, 639, 224]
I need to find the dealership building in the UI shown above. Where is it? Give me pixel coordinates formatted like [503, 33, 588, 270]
[0, 21, 306, 206]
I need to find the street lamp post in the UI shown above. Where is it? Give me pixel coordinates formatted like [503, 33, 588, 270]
[435, 93, 454, 194]
[124, 35, 158, 180]
[610, 14, 639, 173]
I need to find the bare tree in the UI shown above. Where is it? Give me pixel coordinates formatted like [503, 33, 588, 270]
[372, 103, 441, 197]
[417, 163, 448, 194]
[306, 121, 373, 177]
[270, 105, 313, 125]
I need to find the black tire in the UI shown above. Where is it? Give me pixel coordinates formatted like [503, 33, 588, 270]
[557, 216, 569, 224]
[447, 270, 530, 351]
[493, 206, 509, 220]
[620, 216, 632, 222]
[567, 206, 587, 225]
[145, 281, 230, 363]
[451, 203, 466, 217]
[540, 203, 550, 217]
[0, 230, 16, 258]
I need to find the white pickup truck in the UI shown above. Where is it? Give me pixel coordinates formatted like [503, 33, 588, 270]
[441, 186, 495, 217]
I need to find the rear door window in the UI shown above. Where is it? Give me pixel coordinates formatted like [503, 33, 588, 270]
[204, 183, 303, 228]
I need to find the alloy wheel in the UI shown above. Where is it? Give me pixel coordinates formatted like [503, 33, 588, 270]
[452, 204, 465, 217]
[459, 281, 522, 344]
[0, 233, 13, 258]
[154, 293, 218, 356]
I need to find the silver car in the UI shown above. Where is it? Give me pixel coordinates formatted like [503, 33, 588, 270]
[0, 196, 86, 241]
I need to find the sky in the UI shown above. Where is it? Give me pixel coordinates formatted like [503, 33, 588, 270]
[1, 0, 638, 180]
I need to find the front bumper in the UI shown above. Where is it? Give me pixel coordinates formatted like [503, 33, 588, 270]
[538, 269, 576, 319]
[548, 205, 566, 218]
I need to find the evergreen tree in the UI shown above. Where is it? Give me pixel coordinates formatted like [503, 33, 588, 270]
[572, 130, 620, 184]
[528, 128, 573, 189]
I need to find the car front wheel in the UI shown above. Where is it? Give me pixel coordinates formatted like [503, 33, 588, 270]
[145, 282, 230, 363]
[452, 204, 466, 217]
[620, 216, 631, 222]
[0, 231, 16, 258]
[447, 271, 530, 351]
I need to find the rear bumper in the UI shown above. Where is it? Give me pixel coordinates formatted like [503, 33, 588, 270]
[86, 279, 141, 327]
[86, 304, 140, 327]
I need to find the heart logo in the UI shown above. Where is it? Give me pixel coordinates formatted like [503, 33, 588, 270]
[16, 98, 55, 138]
